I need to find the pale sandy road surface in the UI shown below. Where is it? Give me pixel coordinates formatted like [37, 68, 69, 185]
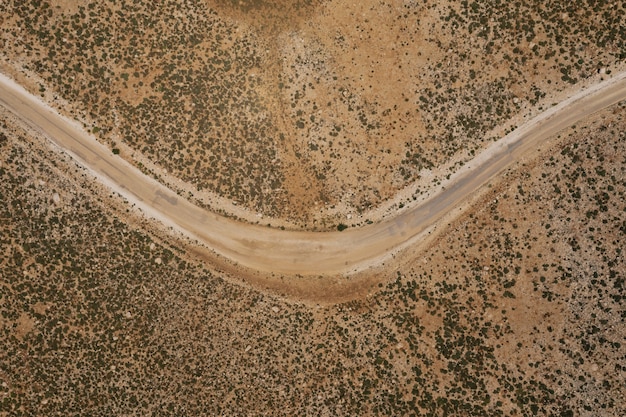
[2, 71, 626, 276]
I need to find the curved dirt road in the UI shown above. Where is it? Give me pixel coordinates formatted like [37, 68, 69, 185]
[2, 72, 626, 275]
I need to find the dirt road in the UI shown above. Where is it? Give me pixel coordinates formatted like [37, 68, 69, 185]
[2, 72, 626, 275]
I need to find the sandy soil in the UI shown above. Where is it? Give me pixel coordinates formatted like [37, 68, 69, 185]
[1, 2, 625, 415]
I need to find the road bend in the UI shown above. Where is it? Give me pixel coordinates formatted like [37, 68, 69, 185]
[1, 72, 626, 275]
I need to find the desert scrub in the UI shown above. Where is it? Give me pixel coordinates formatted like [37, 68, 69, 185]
[3, 0, 287, 217]
[1, 102, 625, 415]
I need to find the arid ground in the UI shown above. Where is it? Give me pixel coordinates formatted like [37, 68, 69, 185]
[1, 0, 625, 415]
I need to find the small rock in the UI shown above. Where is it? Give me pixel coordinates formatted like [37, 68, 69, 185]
[149, 243, 155, 251]
[154, 257, 162, 265]
[347, 214, 352, 220]
[52, 193, 60, 204]
[124, 311, 132, 319]
[272, 306, 280, 313]
[245, 345, 252, 352]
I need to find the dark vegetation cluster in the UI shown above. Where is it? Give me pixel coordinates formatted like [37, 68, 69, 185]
[2, 0, 286, 215]
[405, 0, 625, 168]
